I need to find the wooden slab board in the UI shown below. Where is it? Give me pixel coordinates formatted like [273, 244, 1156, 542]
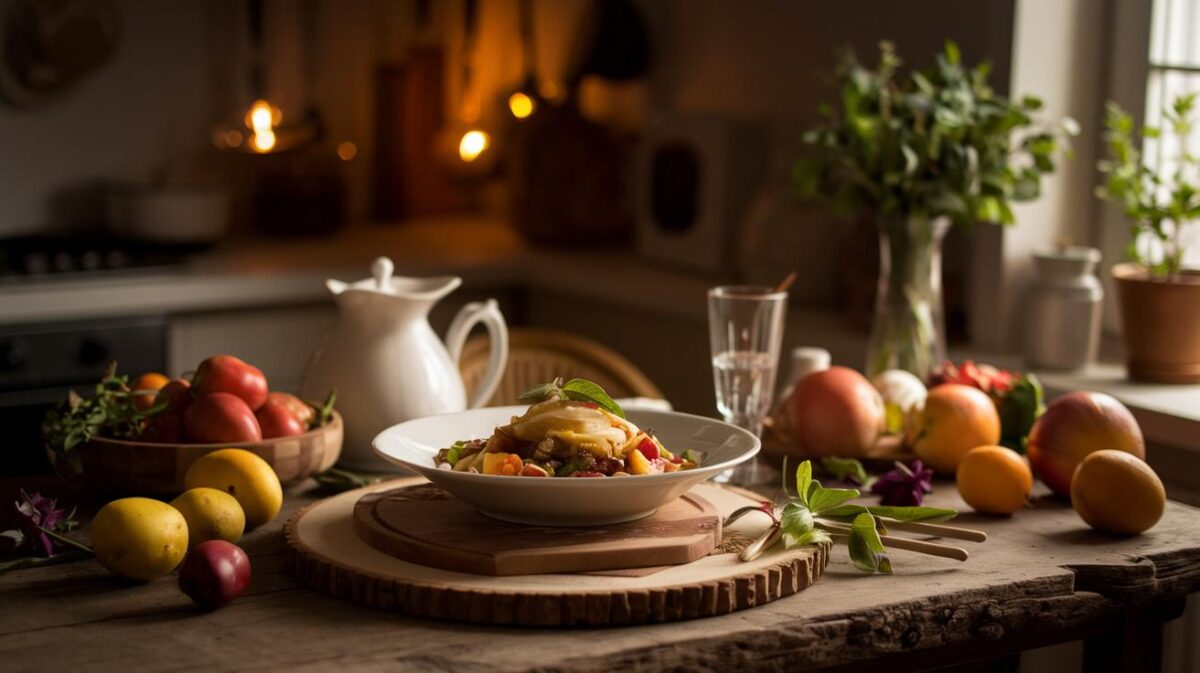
[285, 477, 829, 626]
[354, 483, 721, 575]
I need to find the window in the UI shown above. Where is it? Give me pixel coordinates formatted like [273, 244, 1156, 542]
[1142, 0, 1200, 267]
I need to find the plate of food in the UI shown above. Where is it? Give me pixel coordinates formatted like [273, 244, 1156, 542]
[372, 378, 760, 525]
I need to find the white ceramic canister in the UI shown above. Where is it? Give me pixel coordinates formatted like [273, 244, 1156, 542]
[1023, 247, 1103, 370]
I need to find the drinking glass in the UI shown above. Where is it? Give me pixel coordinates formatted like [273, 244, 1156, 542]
[707, 285, 786, 486]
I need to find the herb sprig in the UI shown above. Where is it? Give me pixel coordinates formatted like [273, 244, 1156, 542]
[773, 460, 956, 574]
[41, 362, 163, 475]
[518, 377, 626, 418]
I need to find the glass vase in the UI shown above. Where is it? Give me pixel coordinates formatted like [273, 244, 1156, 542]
[865, 216, 950, 380]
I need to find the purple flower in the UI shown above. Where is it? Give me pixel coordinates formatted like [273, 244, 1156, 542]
[870, 460, 934, 507]
[12, 490, 73, 557]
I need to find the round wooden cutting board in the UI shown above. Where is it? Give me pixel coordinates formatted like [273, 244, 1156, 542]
[286, 478, 829, 626]
[354, 483, 721, 576]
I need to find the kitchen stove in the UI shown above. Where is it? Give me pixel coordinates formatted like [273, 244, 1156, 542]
[0, 235, 194, 282]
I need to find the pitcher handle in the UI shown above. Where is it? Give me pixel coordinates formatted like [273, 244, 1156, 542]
[445, 299, 509, 409]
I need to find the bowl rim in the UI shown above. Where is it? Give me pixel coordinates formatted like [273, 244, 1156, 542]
[82, 410, 343, 449]
[372, 406, 760, 486]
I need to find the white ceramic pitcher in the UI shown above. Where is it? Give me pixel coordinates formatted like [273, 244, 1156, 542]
[301, 257, 508, 470]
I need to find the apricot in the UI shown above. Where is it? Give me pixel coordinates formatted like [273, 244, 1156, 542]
[1071, 450, 1164, 535]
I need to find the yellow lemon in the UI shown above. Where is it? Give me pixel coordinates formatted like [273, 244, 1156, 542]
[91, 498, 188, 581]
[171, 487, 246, 547]
[185, 449, 282, 529]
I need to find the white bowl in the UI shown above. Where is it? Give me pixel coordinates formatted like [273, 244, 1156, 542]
[372, 406, 760, 526]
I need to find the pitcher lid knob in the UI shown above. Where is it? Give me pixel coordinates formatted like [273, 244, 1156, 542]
[371, 257, 394, 292]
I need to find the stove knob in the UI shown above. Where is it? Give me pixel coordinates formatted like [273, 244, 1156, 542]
[0, 337, 29, 372]
[78, 336, 110, 367]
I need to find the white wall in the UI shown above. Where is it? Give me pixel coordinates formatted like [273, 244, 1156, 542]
[974, 0, 1108, 352]
[0, 0, 211, 236]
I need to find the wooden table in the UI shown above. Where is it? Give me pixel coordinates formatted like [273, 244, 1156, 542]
[2, 478, 1198, 673]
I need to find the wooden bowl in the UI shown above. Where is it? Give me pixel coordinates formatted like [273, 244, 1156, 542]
[78, 411, 343, 497]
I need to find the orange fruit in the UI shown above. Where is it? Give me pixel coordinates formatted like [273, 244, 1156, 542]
[956, 445, 1032, 515]
[908, 384, 1001, 473]
[131, 372, 171, 411]
[1071, 450, 1165, 535]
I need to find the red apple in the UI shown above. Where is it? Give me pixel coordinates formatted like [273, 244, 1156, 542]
[183, 392, 262, 444]
[786, 366, 885, 458]
[192, 355, 269, 410]
[178, 540, 251, 610]
[1026, 391, 1145, 496]
[266, 391, 315, 428]
[255, 401, 306, 439]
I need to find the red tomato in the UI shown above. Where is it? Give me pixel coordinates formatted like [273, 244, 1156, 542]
[140, 379, 192, 443]
[266, 391, 315, 428]
[140, 414, 184, 443]
[192, 355, 269, 410]
[636, 437, 660, 460]
[155, 379, 193, 414]
[255, 401, 306, 439]
[184, 392, 262, 444]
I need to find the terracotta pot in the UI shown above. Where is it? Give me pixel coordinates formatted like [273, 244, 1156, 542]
[1112, 263, 1200, 383]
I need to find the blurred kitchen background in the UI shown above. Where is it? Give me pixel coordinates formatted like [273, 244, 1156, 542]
[2, 3, 1199, 666]
[0, 0, 1184, 479]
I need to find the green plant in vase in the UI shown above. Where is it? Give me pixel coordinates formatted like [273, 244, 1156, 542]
[795, 41, 1077, 379]
[1097, 95, 1200, 383]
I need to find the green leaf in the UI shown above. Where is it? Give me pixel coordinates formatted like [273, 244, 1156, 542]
[780, 503, 832, 548]
[822, 504, 957, 523]
[560, 379, 625, 418]
[807, 486, 861, 514]
[795, 460, 813, 505]
[820, 456, 870, 485]
[518, 381, 563, 403]
[943, 40, 961, 66]
[847, 513, 892, 573]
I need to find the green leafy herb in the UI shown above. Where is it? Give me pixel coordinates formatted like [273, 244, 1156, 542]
[997, 374, 1044, 452]
[41, 362, 161, 476]
[517, 377, 625, 418]
[820, 456, 872, 487]
[445, 440, 466, 467]
[779, 503, 832, 547]
[1098, 94, 1200, 278]
[681, 449, 705, 465]
[847, 512, 893, 573]
[768, 460, 958, 574]
[796, 40, 1076, 229]
[821, 503, 957, 523]
[806, 484, 860, 514]
[794, 460, 813, 506]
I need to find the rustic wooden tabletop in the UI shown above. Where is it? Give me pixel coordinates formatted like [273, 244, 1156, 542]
[2, 477, 1198, 673]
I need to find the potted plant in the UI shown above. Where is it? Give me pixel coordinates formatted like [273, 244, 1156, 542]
[796, 41, 1077, 379]
[1098, 95, 1200, 383]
